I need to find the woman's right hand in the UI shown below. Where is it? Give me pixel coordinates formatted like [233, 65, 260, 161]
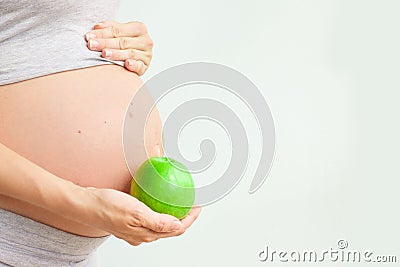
[85, 187, 201, 246]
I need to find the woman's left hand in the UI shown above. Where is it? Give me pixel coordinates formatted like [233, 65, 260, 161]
[85, 20, 153, 76]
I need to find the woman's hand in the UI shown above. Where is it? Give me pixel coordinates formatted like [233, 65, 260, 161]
[86, 187, 201, 246]
[85, 21, 153, 76]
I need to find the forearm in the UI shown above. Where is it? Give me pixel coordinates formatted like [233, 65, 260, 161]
[0, 142, 95, 223]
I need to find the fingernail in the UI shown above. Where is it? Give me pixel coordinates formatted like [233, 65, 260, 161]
[94, 22, 104, 27]
[85, 33, 96, 41]
[104, 49, 112, 58]
[89, 39, 99, 49]
[173, 221, 181, 230]
[127, 59, 135, 67]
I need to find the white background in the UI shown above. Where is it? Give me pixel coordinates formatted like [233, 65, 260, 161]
[98, 1, 400, 266]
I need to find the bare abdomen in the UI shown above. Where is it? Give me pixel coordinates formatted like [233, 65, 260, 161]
[0, 65, 162, 237]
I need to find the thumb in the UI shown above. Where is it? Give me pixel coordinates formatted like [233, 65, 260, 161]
[137, 206, 182, 233]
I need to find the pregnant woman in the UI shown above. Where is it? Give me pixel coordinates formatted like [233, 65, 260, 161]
[0, 0, 200, 266]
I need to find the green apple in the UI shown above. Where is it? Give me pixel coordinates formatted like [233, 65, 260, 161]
[130, 157, 195, 219]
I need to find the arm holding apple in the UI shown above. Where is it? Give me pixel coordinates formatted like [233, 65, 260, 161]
[0, 142, 201, 246]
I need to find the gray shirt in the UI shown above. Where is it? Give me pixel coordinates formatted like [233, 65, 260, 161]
[0, 0, 123, 85]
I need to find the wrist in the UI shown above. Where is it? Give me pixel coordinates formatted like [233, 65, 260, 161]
[66, 187, 117, 234]
[60, 185, 103, 226]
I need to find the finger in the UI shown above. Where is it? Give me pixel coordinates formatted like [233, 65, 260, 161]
[89, 21, 148, 39]
[125, 60, 147, 76]
[127, 241, 142, 246]
[150, 206, 203, 239]
[180, 206, 202, 230]
[92, 20, 115, 29]
[135, 205, 182, 233]
[128, 227, 162, 243]
[85, 20, 113, 40]
[88, 36, 150, 51]
[104, 50, 150, 75]
[85, 186, 97, 190]
[102, 48, 150, 64]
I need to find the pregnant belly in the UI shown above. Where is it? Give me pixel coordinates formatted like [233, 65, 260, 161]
[0, 65, 162, 237]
